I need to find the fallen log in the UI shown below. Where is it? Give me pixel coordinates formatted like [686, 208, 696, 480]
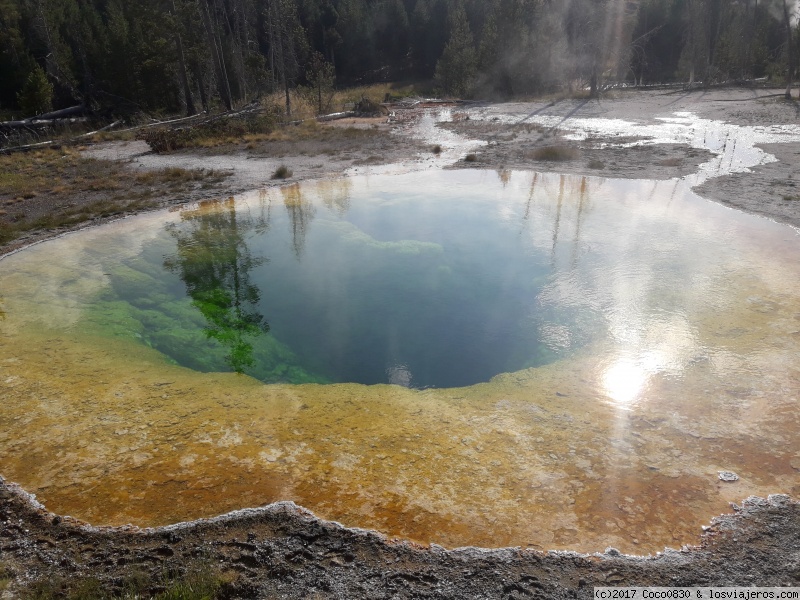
[0, 105, 86, 129]
[112, 103, 266, 135]
[36, 104, 86, 120]
[0, 138, 61, 154]
[0, 120, 33, 128]
[78, 120, 122, 138]
[0, 120, 120, 155]
[0, 117, 89, 130]
[316, 111, 356, 122]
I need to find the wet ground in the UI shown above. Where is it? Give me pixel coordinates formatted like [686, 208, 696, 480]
[441, 89, 800, 229]
[2, 88, 800, 597]
[3, 480, 800, 598]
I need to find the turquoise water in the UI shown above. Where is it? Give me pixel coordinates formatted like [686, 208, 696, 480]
[14, 167, 790, 392]
[86, 172, 585, 388]
[61, 167, 786, 390]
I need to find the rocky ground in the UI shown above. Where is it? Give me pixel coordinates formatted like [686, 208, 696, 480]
[2, 479, 800, 599]
[2, 87, 800, 598]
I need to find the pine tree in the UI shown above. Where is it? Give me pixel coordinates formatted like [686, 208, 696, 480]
[17, 64, 53, 115]
[306, 50, 335, 114]
[434, 4, 477, 97]
[0, 0, 28, 110]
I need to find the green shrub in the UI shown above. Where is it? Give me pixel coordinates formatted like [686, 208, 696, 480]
[20, 568, 223, 600]
[153, 569, 221, 600]
[0, 563, 11, 592]
[138, 127, 198, 153]
[527, 145, 579, 161]
[272, 165, 293, 179]
[138, 112, 280, 154]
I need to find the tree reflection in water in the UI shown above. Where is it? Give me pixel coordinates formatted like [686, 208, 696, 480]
[316, 177, 352, 217]
[281, 183, 316, 259]
[164, 197, 269, 373]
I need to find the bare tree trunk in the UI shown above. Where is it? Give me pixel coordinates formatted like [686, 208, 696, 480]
[783, 0, 794, 99]
[744, 0, 753, 79]
[213, 0, 246, 103]
[266, 0, 295, 117]
[209, 0, 234, 106]
[198, 0, 232, 110]
[686, 0, 706, 86]
[687, 0, 695, 84]
[172, 0, 197, 117]
[175, 33, 196, 115]
[266, 11, 276, 89]
[197, 78, 209, 112]
[171, 1, 197, 116]
[231, 0, 251, 102]
[707, 0, 723, 84]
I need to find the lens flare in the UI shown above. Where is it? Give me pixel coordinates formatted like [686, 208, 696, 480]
[602, 359, 649, 406]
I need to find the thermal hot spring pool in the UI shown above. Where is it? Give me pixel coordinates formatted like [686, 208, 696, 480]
[1, 169, 799, 554]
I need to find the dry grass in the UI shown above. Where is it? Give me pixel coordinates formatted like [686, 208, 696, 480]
[0, 563, 10, 593]
[137, 113, 280, 152]
[134, 82, 419, 155]
[513, 123, 548, 135]
[241, 120, 391, 160]
[90, 129, 138, 143]
[526, 145, 580, 161]
[262, 82, 423, 121]
[19, 564, 225, 600]
[0, 147, 230, 247]
[263, 119, 378, 142]
[148, 118, 387, 157]
[0, 148, 226, 198]
[658, 157, 683, 167]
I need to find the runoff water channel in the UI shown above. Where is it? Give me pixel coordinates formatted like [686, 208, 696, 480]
[2, 119, 800, 555]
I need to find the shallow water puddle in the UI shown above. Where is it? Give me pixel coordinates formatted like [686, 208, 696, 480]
[1, 170, 799, 554]
[469, 107, 800, 185]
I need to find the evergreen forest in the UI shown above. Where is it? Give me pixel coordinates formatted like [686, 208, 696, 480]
[1, 0, 799, 118]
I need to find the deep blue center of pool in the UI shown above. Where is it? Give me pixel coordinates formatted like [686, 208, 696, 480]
[95, 171, 607, 387]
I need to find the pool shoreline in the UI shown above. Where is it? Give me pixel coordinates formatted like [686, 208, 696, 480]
[3, 88, 800, 595]
[2, 476, 799, 596]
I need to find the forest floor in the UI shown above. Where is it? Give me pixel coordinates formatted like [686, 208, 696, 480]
[2, 87, 800, 598]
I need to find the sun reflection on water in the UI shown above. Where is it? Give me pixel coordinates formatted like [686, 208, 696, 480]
[602, 359, 649, 407]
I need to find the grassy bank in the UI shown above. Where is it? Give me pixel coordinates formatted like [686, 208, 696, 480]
[19, 565, 227, 600]
[133, 81, 423, 154]
[0, 147, 230, 249]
